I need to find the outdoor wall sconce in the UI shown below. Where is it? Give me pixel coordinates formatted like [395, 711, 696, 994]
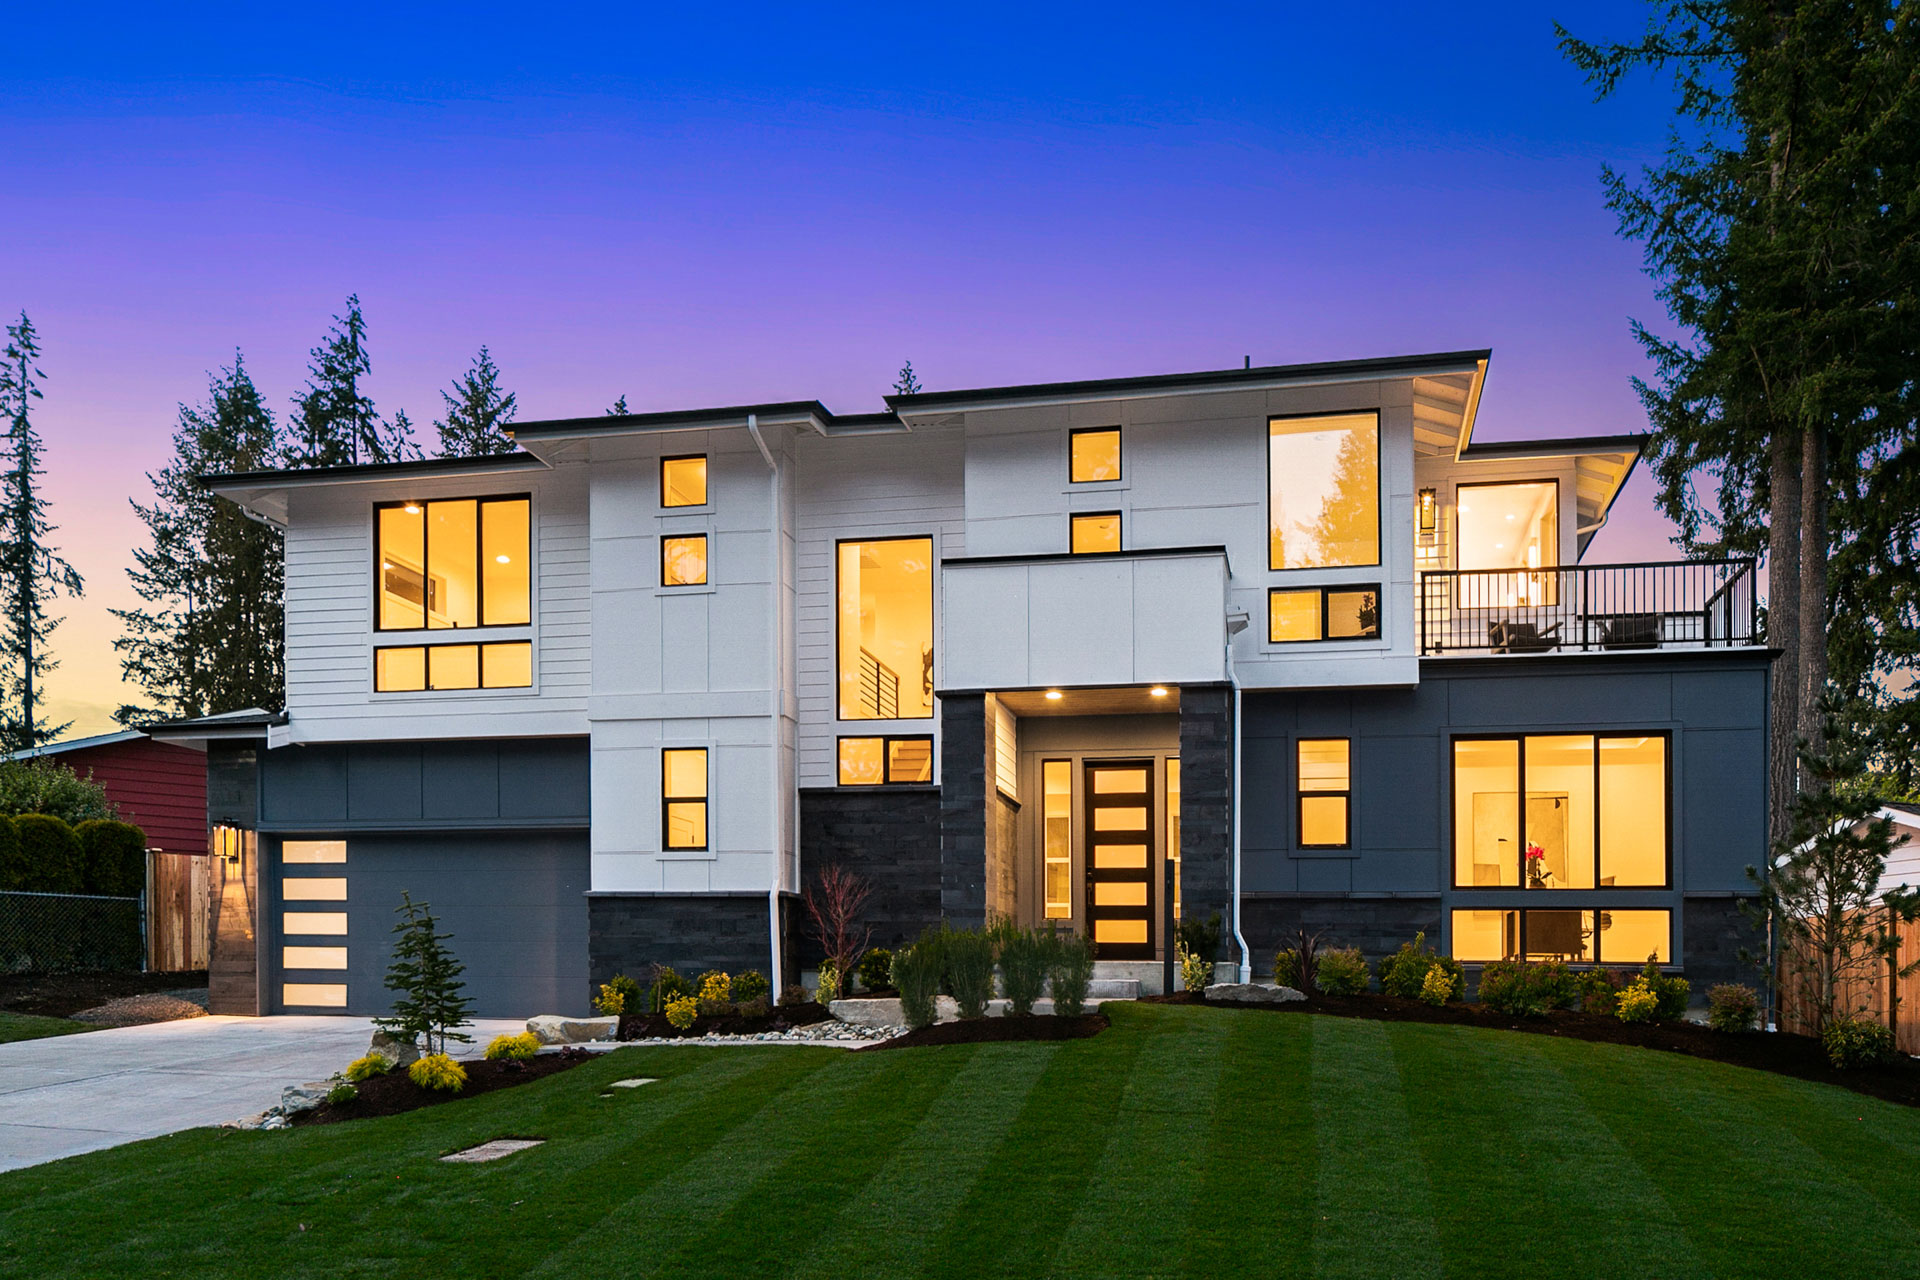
[1418, 487, 1438, 537]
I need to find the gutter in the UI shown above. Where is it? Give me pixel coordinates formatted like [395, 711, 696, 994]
[1227, 641, 1251, 983]
[746, 413, 785, 994]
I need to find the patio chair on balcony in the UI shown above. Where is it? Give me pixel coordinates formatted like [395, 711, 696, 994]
[1487, 620, 1562, 654]
[1594, 612, 1663, 650]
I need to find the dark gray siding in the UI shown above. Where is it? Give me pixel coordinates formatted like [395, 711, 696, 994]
[588, 893, 797, 986]
[261, 738, 589, 829]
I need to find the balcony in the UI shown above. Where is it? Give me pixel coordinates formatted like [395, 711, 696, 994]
[1417, 558, 1759, 656]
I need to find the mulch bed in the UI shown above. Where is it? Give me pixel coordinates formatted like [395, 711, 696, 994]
[291, 1050, 593, 1126]
[617, 1002, 834, 1040]
[1143, 990, 1920, 1109]
[860, 1012, 1109, 1051]
[0, 970, 207, 1019]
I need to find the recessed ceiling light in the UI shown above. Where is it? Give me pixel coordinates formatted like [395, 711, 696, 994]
[1044, 689, 1063, 701]
[1149, 686, 1168, 697]
[1494, 542, 1505, 549]
[495, 554, 511, 564]
[1505, 513, 1516, 521]
[403, 503, 421, 514]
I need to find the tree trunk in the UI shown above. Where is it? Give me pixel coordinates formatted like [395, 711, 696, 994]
[1768, 427, 1803, 847]
[1797, 423, 1829, 773]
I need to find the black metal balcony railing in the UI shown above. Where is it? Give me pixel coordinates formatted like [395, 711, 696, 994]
[1418, 558, 1759, 655]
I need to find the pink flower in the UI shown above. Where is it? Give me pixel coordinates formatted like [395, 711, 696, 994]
[1525, 844, 1546, 862]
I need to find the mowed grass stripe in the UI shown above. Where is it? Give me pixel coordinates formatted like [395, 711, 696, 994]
[1184, 1008, 1315, 1280]
[784, 1043, 1060, 1280]
[525, 1048, 920, 1279]
[1048, 1004, 1236, 1276]
[928, 1003, 1153, 1275]
[643, 1045, 978, 1278]
[1393, 1023, 1701, 1278]
[1309, 1017, 1443, 1280]
[1563, 1041, 1920, 1276]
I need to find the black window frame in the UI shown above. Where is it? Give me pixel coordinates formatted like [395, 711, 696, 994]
[833, 534, 936, 723]
[1295, 737, 1352, 850]
[1266, 409, 1381, 572]
[661, 746, 710, 851]
[1069, 510, 1122, 555]
[836, 735, 935, 786]
[372, 640, 534, 692]
[1267, 584, 1383, 644]
[660, 454, 709, 509]
[373, 493, 532, 633]
[1449, 907, 1674, 966]
[1447, 731, 1673, 891]
[1068, 426, 1123, 484]
[660, 532, 709, 588]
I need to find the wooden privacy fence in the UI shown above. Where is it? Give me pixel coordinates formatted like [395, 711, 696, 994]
[145, 851, 211, 972]
[1778, 906, 1920, 1055]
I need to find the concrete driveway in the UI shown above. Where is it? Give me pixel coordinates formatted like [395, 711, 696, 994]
[0, 1015, 525, 1174]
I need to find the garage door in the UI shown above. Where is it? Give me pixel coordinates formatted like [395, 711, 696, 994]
[273, 832, 590, 1018]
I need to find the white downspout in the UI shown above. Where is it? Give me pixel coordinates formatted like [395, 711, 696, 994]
[746, 414, 784, 995]
[1227, 641, 1251, 983]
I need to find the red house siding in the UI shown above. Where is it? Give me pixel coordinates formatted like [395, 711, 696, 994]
[53, 740, 207, 854]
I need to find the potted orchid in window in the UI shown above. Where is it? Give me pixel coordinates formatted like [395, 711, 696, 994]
[1525, 843, 1552, 888]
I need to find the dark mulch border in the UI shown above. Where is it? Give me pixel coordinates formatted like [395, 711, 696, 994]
[1143, 990, 1920, 1108]
[292, 1050, 593, 1126]
[859, 1012, 1109, 1051]
[617, 1002, 834, 1040]
[0, 970, 207, 1018]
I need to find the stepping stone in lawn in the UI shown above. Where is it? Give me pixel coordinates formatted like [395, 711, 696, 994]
[608, 1078, 658, 1089]
[439, 1139, 546, 1164]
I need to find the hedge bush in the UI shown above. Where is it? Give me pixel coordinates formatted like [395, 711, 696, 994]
[857, 948, 893, 992]
[1315, 947, 1371, 996]
[1379, 933, 1462, 1001]
[1050, 932, 1097, 1017]
[75, 820, 146, 897]
[0, 816, 22, 891]
[1477, 960, 1580, 1017]
[891, 942, 941, 1029]
[1707, 983, 1759, 1033]
[945, 928, 997, 1019]
[732, 969, 771, 1004]
[15, 814, 83, 894]
[1824, 1017, 1899, 1069]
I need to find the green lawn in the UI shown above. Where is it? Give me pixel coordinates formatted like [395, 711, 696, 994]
[0, 1011, 88, 1044]
[4, 1002, 1919, 1278]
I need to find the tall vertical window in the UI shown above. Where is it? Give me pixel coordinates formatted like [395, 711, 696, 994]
[1043, 760, 1071, 920]
[1166, 758, 1182, 921]
[377, 496, 530, 630]
[837, 537, 934, 720]
[1070, 428, 1121, 483]
[1297, 739, 1351, 848]
[1268, 412, 1380, 570]
[662, 534, 708, 586]
[661, 455, 708, 508]
[662, 748, 708, 850]
[1071, 512, 1120, 554]
[1452, 734, 1668, 889]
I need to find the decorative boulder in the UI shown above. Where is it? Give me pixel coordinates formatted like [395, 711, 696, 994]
[527, 1014, 619, 1045]
[1204, 982, 1306, 1005]
[279, 1082, 332, 1114]
[368, 1029, 421, 1067]
[829, 997, 904, 1028]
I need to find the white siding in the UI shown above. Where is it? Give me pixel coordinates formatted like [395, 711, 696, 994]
[282, 465, 591, 743]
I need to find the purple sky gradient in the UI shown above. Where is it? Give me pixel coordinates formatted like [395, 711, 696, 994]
[4, 3, 1699, 735]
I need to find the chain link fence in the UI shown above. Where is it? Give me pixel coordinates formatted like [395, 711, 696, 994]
[0, 890, 144, 974]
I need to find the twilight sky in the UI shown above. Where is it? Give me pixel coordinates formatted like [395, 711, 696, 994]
[4, 2, 1690, 737]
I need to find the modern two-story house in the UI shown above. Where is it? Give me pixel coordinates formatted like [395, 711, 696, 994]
[170, 349, 1770, 1016]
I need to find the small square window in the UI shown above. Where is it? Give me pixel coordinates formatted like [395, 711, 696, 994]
[1070, 428, 1121, 483]
[661, 456, 708, 508]
[662, 534, 708, 587]
[1071, 512, 1120, 554]
[375, 647, 426, 692]
[427, 644, 480, 690]
[1269, 590, 1322, 644]
[1326, 588, 1381, 639]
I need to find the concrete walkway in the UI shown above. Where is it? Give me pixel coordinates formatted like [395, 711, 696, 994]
[0, 1014, 525, 1174]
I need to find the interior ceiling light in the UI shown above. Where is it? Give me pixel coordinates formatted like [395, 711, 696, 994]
[403, 503, 421, 514]
[1149, 686, 1168, 697]
[495, 554, 511, 564]
[1044, 689, 1063, 700]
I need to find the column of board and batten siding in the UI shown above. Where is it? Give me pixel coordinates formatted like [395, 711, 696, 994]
[793, 425, 966, 789]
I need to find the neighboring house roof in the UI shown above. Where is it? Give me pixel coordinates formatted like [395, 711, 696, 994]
[1786, 805, 1920, 899]
[2, 731, 208, 853]
[4, 729, 147, 761]
[143, 707, 286, 750]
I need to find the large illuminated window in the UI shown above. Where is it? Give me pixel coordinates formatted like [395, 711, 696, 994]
[837, 537, 934, 720]
[377, 496, 530, 630]
[1457, 481, 1557, 573]
[1297, 739, 1351, 848]
[1452, 734, 1668, 889]
[662, 748, 708, 850]
[1268, 412, 1379, 570]
[374, 641, 532, 691]
[1451, 909, 1671, 964]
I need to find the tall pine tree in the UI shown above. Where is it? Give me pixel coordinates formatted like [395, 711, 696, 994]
[113, 354, 285, 723]
[284, 295, 418, 467]
[0, 314, 84, 750]
[434, 346, 518, 456]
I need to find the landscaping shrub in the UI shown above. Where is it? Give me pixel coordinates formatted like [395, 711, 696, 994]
[345, 1053, 394, 1082]
[736, 995, 770, 1018]
[779, 984, 811, 1008]
[1419, 964, 1457, 1006]
[408, 1053, 467, 1093]
[857, 948, 893, 992]
[593, 983, 627, 1017]
[665, 994, 699, 1031]
[1272, 947, 1301, 990]
[0, 817, 22, 891]
[1379, 932, 1462, 1001]
[326, 1082, 357, 1106]
[600, 973, 644, 1017]
[814, 962, 839, 1006]
[1477, 961, 1580, 1017]
[891, 942, 941, 1029]
[1050, 931, 1097, 1017]
[945, 928, 997, 1018]
[1617, 983, 1660, 1023]
[1316, 947, 1371, 996]
[14, 814, 82, 894]
[374, 892, 473, 1055]
[1576, 968, 1623, 1016]
[74, 819, 146, 897]
[1823, 1016, 1899, 1069]
[732, 969, 770, 1004]
[1707, 983, 1760, 1034]
[1176, 912, 1223, 968]
[1178, 943, 1213, 993]
[649, 964, 693, 1012]
[1630, 957, 1690, 1022]
[697, 971, 732, 1015]
[485, 1031, 542, 1061]
[998, 926, 1054, 1016]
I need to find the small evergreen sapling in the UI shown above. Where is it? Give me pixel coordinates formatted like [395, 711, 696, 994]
[374, 892, 473, 1056]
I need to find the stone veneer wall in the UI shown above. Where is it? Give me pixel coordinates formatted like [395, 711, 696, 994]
[797, 786, 942, 964]
[588, 892, 797, 986]
[939, 693, 989, 930]
[1680, 895, 1767, 990]
[1240, 896, 1443, 974]
[1179, 686, 1234, 962]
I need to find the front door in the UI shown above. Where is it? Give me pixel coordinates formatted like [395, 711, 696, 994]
[1084, 760, 1155, 959]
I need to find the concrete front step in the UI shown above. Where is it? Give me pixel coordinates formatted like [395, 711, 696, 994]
[1087, 978, 1141, 999]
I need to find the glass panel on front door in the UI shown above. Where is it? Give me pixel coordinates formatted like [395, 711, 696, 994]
[1085, 761, 1155, 958]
